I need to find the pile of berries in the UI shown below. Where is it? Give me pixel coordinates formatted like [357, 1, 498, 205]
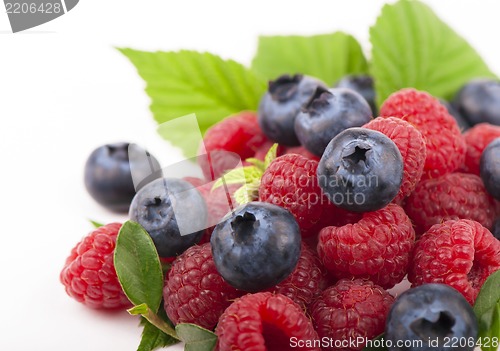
[61, 74, 500, 351]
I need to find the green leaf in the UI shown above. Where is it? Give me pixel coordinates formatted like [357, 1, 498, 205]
[89, 219, 103, 228]
[251, 32, 368, 85]
[129, 303, 179, 341]
[138, 318, 179, 351]
[175, 323, 217, 351]
[114, 221, 164, 313]
[119, 48, 267, 157]
[211, 166, 261, 190]
[264, 144, 279, 169]
[474, 270, 500, 349]
[363, 334, 387, 351]
[474, 270, 500, 320]
[370, 0, 497, 106]
[477, 303, 500, 351]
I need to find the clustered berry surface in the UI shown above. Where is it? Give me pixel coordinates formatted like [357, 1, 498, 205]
[64, 76, 500, 351]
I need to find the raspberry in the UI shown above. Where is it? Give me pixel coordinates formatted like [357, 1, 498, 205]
[216, 292, 320, 351]
[310, 279, 394, 351]
[380, 88, 466, 179]
[404, 173, 496, 235]
[60, 223, 130, 309]
[408, 219, 500, 304]
[163, 243, 243, 330]
[259, 154, 356, 237]
[461, 123, 500, 175]
[199, 111, 268, 179]
[363, 117, 426, 203]
[268, 244, 328, 309]
[317, 204, 415, 289]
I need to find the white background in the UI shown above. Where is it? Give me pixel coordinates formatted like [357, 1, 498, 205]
[1, 1, 499, 350]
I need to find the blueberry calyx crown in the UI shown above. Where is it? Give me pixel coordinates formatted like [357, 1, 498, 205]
[341, 142, 370, 174]
[231, 211, 259, 243]
[269, 74, 303, 102]
[302, 86, 332, 116]
[410, 311, 455, 340]
[106, 143, 130, 161]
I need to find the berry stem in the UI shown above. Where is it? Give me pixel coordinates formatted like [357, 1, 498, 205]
[128, 303, 180, 340]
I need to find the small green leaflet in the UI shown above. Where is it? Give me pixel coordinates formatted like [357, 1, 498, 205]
[89, 219, 103, 228]
[175, 323, 217, 351]
[212, 144, 278, 205]
[252, 32, 368, 85]
[119, 49, 267, 157]
[138, 318, 179, 351]
[474, 270, 500, 350]
[114, 221, 164, 313]
[370, 0, 496, 106]
[129, 304, 178, 341]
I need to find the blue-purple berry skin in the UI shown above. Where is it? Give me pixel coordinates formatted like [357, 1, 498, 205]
[295, 86, 372, 156]
[84, 142, 161, 212]
[258, 74, 328, 146]
[480, 138, 500, 201]
[211, 202, 301, 292]
[453, 78, 500, 126]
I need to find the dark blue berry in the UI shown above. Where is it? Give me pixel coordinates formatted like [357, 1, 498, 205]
[480, 138, 500, 201]
[210, 202, 301, 292]
[317, 127, 403, 212]
[84, 142, 161, 212]
[492, 218, 500, 240]
[335, 74, 377, 116]
[453, 78, 500, 126]
[439, 99, 470, 132]
[258, 74, 327, 146]
[129, 178, 207, 258]
[385, 284, 478, 351]
[295, 86, 372, 156]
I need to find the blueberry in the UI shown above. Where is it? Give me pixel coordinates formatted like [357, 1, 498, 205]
[439, 99, 470, 132]
[295, 86, 372, 156]
[317, 127, 403, 212]
[335, 74, 377, 116]
[492, 218, 500, 240]
[453, 78, 500, 126]
[385, 284, 478, 351]
[210, 202, 301, 292]
[258, 74, 328, 146]
[84, 142, 161, 212]
[480, 138, 500, 201]
[129, 178, 207, 258]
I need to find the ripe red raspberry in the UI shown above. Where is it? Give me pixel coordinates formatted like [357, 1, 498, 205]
[380, 88, 466, 179]
[268, 244, 328, 309]
[310, 279, 394, 351]
[216, 292, 320, 351]
[408, 219, 500, 304]
[317, 204, 415, 289]
[404, 173, 496, 235]
[198, 111, 268, 180]
[461, 123, 500, 175]
[259, 154, 357, 237]
[363, 117, 426, 203]
[163, 243, 243, 330]
[60, 223, 130, 309]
